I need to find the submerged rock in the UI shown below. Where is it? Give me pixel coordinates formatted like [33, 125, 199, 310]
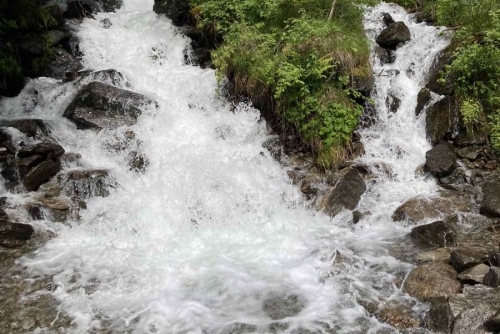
[0, 119, 49, 138]
[58, 169, 115, 198]
[425, 142, 457, 178]
[404, 262, 461, 301]
[64, 82, 154, 130]
[262, 293, 305, 320]
[377, 302, 420, 330]
[376, 21, 411, 50]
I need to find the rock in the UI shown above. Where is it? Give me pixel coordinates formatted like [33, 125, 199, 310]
[17, 34, 47, 58]
[417, 248, 451, 263]
[382, 12, 395, 26]
[352, 210, 363, 224]
[425, 142, 457, 178]
[480, 180, 500, 218]
[64, 0, 99, 19]
[386, 93, 401, 113]
[58, 169, 115, 198]
[457, 264, 490, 284]
[23, 159, 61, 192]
[220, 323, 257, 334]
[0, 119, 49, 138]
[484, 266, 500, 287]
[426, 45, 454, 95]
[45, 48, 83, 80]
[415, 87, 431, 116]
[17, 143, 65, 160]
[351, 74, 374, 96]
[322, 169, 366, 217]
[262, 293, 305, 320]
[128, 151, 148, 173]
[484, 311, 500, 333]
[392, 196, 467, 224]
[410, 219, 457, 247]
[375, 21, 411, 50]
[457, 147, 480, 161]
[0, 220, 35, 248]
[16, 155, 44, 179]
[63, 82, 153, 130]
[403, 263, 461, 301]
[153, 0, 192, 26]
[426, 96, 457, 145]
[450, 247, 489, 273]
[429, 285, 500, 334]
[96, 0, 123, 12]
[26, 198, 73, 223]
[374, 45, 396, 64]
[455, 130, 487, 147]
[377, 302, 420, 330]
[489, 251, 500, 267]
[45, 30, 72, 48]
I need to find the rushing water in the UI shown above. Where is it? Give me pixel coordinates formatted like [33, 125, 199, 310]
[1, 1, 451, 333]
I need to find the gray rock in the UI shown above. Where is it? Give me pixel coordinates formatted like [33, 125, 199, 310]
[426, 45, 454, 95]
[403, 262, 461, 301]
[262, 293, 305, 320]
[382, 12, 395, 26]
[429, 285, 500, 334]
[417, 248, 451, 263]
[153, 0, 191, 26]
[426, 96, 457, 145]
[386, 93, 401, 113]
[376, 21, 411, 50]
[22, 159, 61, 192]
[489, 251, 500, 267]
[16, 155, 44, 179]
[415, 87, 431, 116]
[323, 169, 366, 217]
[457, 264, 490, 284]
[410, 220, 457, 247]
[26, 198, 74, 223]
[64, 82, 154, 130]
[484, 266, 500, 288]
[0, 219, 35, 248]
[45, 48, 83, 80]
[455, 130, 488, 147]
[457, 147, 480, 161]
[0, 119, 49, 138]
[17, 143, 65, 160]
[58, 169, 115, 198]
[450, 247, 489, 273]
[480, 180, 500, 218]
[425, 142, 457, 178]
[484, 311, 500, 333]
[392, 195, 469, 224]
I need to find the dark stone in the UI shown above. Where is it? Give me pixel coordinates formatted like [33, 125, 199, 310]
[64, 0, 99, 19]
[484, 311, 500, 333]
[403, 263, 461, 301]
[429, 285, 500, 334]
[16, 155, 44, 179]
[425, 96, 457, 145]
[489, 251, 500, 267]
[17, 34, 47, 58]
[262, 293, 305, 320]
[484, 266, 500, 288]
[410, 219, 457, 247]
[45, 29, 72, 48]
[96, 0, 123, 12]
[153, 0, 192, 26]
[45, 48, 83, 80]
[128, 151, 148, 173]
[457, 147, 480, 161]
[375, 46, 396, 64]
[455, 130, 488, 147]
[23, 159, 61, 191]
[386, 93, 401, 113]
[425, 142, 457, 178]
[382, 12, 395, 26]
[352, 210, 363, 224]
[457, 264, 490, 284]
[64, 82, 153, 130]
[0, 220, 35, 248]
[480, 180, 500, 218]
[415, 87, 431, 116]
[450, 247, 488, 273]
[375, 21, 411, 50]
[17, 142, 65, 160]
[426, 45, 454, 95]
[59, 169, 115, 198]
[324, 169, 366, 217]
[351, 74, 374, 97]
[0, 119, 49, 138]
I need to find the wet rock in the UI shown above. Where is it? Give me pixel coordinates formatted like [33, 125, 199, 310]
[64, 0, 99, 19]
[425, 142, 457, 178]
[153, 0, 191, 26]
[417, 248, 451, 263]
[480, 180, 500, 218]
[64, 82, 153, 130]
[96, 0, 123, 12]
[262, 293, 305, 320]
[484, 266, 500, 287]
[403, 262, 461, 301]
[60, 153, 82, 167]
[410, 219, 457, 247]
[351, 74, 374, 96]
[455, 130, 487, 147]
[16, 155, 44, 179]
[415, 87, 431, 116]
[100, 18, 112, 28]
[376, 21, 411, 50]
[128, 151, 148, 173]
[426, 45, 454, 95]
[457, 264, 490, 284]
[450, 247, 489, 273]
[322, 169, 366, 217]
[426, 96, 457, 145]
[26, 198, 73, 223]
[23, 159, 61, 192]
[457, 147, 480, 161]
[0, 119, 49, 138]
[79, 69, 129, 87]
[352, 210, 363, 224]
[45, 48, 83, 80]
[58, 169, 115, 198]
[429, 285, 500, 334]
[220, 323, 257, 334]
[377, 302, 420, 330]
[382, 12, 395, 26]
[484, 311, 500, 333]
[392, 196, 468, 224]
[0, 220, 35, 248]
[386, 93, 401, 113]
[375, 45, 396, 64]
[17, 143, 65, 160]
[489, 251, 500, 267]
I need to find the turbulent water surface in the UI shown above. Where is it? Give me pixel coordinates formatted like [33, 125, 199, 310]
[1, 1, 451, 333]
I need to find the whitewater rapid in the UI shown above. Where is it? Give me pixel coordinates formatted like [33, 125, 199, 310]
[1, 1, 450, 333]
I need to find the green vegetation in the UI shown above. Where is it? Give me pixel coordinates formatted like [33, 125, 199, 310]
[190, 0, 372, 168]
[394, 0, 500, 152]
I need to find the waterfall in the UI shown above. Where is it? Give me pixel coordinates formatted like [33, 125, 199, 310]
[1, 1, 450, 333]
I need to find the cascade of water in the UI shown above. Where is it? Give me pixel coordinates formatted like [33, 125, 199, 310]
[0, 1, 450, 333]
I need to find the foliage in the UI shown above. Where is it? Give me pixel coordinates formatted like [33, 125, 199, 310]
[190, 0, 371, 168]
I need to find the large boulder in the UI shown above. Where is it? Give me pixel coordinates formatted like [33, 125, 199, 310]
[410, 219, 457, 247]
[63, 82, 154, 130]
[429, 285, 500, 334]
[426, 96, 457, 145]
[426, 45, 454, 95]
[403, 262, 461, 301]
[153, 0, 191, 26]
[375, 21, 411, 50]
[23, 159, 61, 191]
[480, 180, 500, 218]
[392, 195, 468, 224]
[425, 142, 457, 178]
[322, 169, 366, 217]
